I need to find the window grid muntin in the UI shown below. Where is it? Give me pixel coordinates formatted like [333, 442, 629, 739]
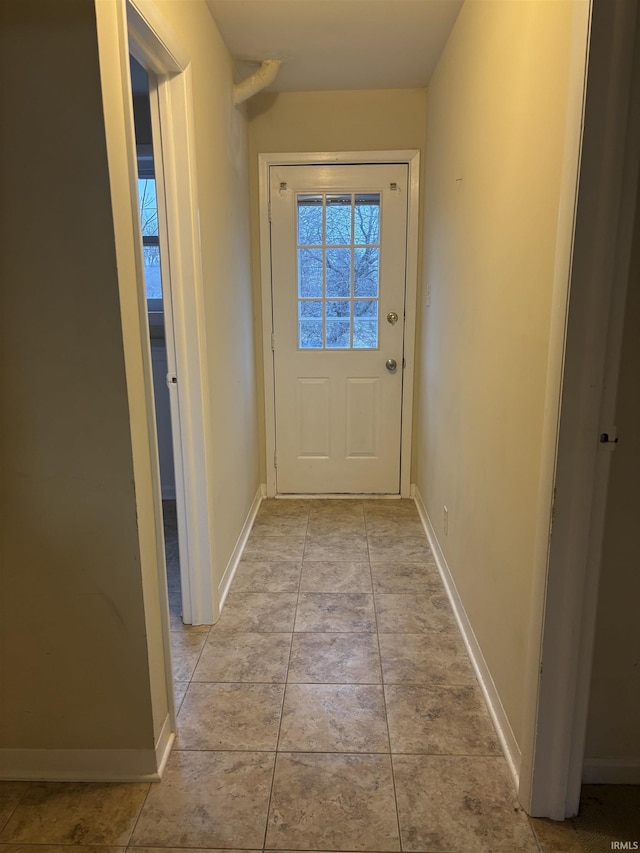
[297, 192, 380, 350]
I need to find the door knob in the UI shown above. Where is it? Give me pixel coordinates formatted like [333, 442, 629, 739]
[385, 358, 397, 372]
[387, 311, 399, 325]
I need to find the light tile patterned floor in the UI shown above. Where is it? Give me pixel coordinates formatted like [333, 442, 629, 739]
[0, 498, 614, 852]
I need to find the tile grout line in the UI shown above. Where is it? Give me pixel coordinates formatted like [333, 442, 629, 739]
[529, 818, 546, 853]
[131, 507, 204, 848]
[176, 622, 212, 718]
[260, 500, 310, 852]
[168, 509, 293, 843]
[138, 746, 508, 758]
[282, 676, 489, 686]
[123, 777, 154, 849]
[0, 780, 33, 839]
[367, 504, 404, 853]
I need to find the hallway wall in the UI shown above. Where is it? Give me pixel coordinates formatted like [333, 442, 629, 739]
[156, 1, 261, 595]
[0, 0, 162, 763]
[0, 0, 259, 776]
[416, 0, 583, 755]
[247, 89, 428, 482]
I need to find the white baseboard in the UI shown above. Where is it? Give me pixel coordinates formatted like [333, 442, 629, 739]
[0, 748, 160, 783]
[218, 485, 264, 610]
[155, 712, 175, 778]
[273, 493, 402, 499]
[0, 707, 175, 785]
[583, 758, 640, 784]
[0, 713, 175, 783]
[413, 485, 522, 790]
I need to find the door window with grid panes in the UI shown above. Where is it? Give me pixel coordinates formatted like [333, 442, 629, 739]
[297, 193, 381, 349]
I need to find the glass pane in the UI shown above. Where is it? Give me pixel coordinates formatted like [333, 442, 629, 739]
[299, 319, 323, 349]
[326, 301, 351, 349]
[354, 299, 378, 318]
[353, 320, 378, 349]
[143, 245, 162, 299]
[138, 179, 158, 236]
[138, 178, 161, 302]
[297, 194, 323, 245]
[326, 319, 351, 348]
[354, 247, 379, 297]
[326, 300, 351, 317]
[298, 248, 323, 297]
[354, 193, 380, 244]
[354, 301, 378, 349]
[326, 248, 351, 297]
[326, 194, 352, 244]
[299, 300, 322, 317]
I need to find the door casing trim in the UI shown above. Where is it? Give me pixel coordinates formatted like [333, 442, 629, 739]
[258, 150, 420, 498]
[518, 0, 640, 818]
[97, 0, 219, 700]
[127, 0, 218, 627]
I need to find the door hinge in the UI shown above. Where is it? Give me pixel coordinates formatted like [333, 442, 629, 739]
[166, 373, 177, 389]
[274, 450, 278, 468]
[268, 201, 272, 222]
[271, 333, 275, 351]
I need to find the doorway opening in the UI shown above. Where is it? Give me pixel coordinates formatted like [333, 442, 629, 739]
[129, 55, 183, 629]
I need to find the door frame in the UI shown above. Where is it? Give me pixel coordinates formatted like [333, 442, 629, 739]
[519, 0, 640, 818]
[258, 151, 420, 498]
[127, 1, 218, 626]
[97, 0, 219, 656]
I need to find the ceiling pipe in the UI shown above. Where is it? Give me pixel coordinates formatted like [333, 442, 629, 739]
[233, 59, 281, 106]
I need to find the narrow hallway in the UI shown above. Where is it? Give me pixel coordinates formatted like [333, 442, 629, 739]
[0, 500, 587, 851]
[164, 497, 536, 852]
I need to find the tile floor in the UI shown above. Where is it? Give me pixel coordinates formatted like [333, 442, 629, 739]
[0, 499, 627, 852]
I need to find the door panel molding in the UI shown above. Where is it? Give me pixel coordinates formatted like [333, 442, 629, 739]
[346, 378, 379, 458]
[258, 151, 420, 497]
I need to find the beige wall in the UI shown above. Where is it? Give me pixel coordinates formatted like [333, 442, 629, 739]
[247, 88, 428, 480]
[157, 1, 260, 593]
[585, 180, 640, 762]
[416, 0, 580, 750]
[0, 0, 258, 773]
[0, 0, 157, 752]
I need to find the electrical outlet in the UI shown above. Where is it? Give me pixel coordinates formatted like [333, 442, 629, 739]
[443, 506, 449, 536]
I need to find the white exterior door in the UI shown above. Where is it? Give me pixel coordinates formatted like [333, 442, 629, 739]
[270, 163, 409, 494]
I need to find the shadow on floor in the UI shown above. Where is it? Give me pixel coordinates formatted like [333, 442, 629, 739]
[531, 785, 640, 852]
[162, 498, 182, 624]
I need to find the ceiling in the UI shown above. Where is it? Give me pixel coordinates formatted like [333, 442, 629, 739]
[205, 0, 464, 93]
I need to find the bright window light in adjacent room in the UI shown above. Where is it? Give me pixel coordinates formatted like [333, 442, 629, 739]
[137, 178, 162, 300]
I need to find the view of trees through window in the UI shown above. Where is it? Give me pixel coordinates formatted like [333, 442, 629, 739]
[297, 193, 380, 349]
[138, 178, 162, 300]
